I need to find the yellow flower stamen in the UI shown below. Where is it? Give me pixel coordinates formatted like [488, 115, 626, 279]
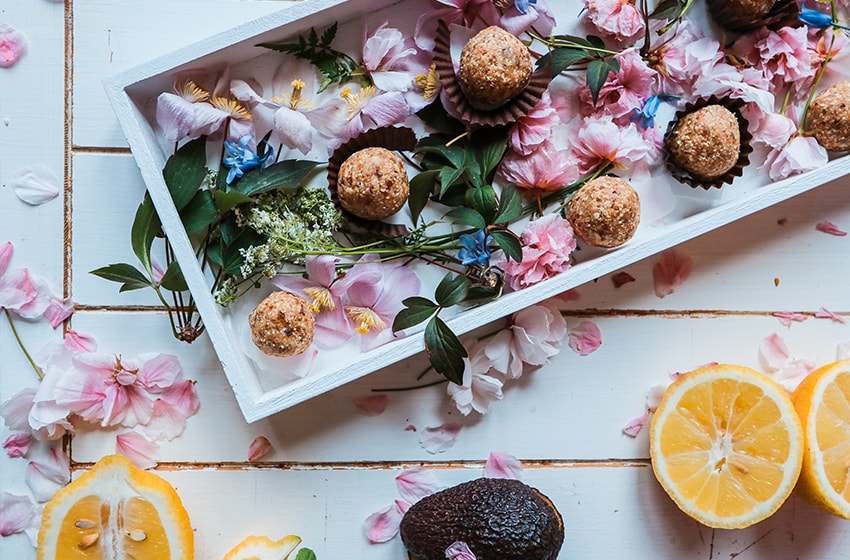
[346, 306, 386, 335]
[209, 96, 252, 120]
[415, 64, 440, 102]
[340, 86, 378, 119]
[272, 79, 314, 110]
[176, 80, 209, 103]
[303, 286, 335, 314]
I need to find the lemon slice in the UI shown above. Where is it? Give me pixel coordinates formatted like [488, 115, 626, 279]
[37, 454, 193, 560]
[650, 364, 803, 528]
[222, 535, 302, 560]
[792, 359, 850, 518]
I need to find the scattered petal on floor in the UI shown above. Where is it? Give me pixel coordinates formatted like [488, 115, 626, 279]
[0, 492, 35, 536]
[622, 409, 651, 437]
[10, 165, 61, 205]
[653, 249, 693, 298]
[247, 436, 273, 462]
[773, 311, 808, 327]
[0, 23, 27, 69]
[816, 220, 847, 236]
[363, 502, 405, 543]
[353, 394, 389, 417]
[611, 271, 636, 288]
[815, 307, 846, 324]
[25, 446, 69, 502]
[484, 451, 523, 479]
[115, 431, 160, 470]
[419, 423, 462, 454]
[396, 466, 440, 503]
[758, 333, 790, 372]
[568, 321, 602, 356]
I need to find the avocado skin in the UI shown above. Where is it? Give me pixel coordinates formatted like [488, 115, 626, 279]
[399, 477, 564, 560]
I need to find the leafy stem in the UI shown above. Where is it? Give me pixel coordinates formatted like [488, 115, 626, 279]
[799, 28, 837, 133]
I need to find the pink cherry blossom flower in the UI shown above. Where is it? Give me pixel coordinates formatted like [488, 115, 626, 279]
[272, 255, 353, 349]
[496, 214, 577, 291]
[484, 451, 523, 479]
[816, 221, 848, 236]
[773, 311, 808, 326]
[751, 112, 797, 149]
[499, 139, 580, 193]
[578, 49, 656, 121]
[484, 302, 568, 378]
[446, 541, 478, 560]
[116, 431, 160, 470]
[336, 256, 421, 350]
[583, 0, 645, 43]
[622, 409, 650, 437]
[0, 23, 27, 68]
[364, 501, 407, 543]
[396, 466, 441, 503]
[763, 135, 828, 181]
[362, 23, 430, 97]
[509, 91, 559, 156]
[816, 307, 847, 324]
[26, 446, 69, 502]
[447, 344, 504, 415]
[9, 165, 60, 206]
[569, 115, 653, 174]
[653, 249, 693, 298]
[2, 432, 31, 458]
[414, 0, 501, 50]
[247, 436, 273, 462]
[499, 0, 557, 36]
[0, 493, 35, 537]
[568, 321, 602, 356]
[353, 395, 389, 417]
[649, 23, 716, 95]
[419, 422, 463, 454]
[736, 26, 816, 94]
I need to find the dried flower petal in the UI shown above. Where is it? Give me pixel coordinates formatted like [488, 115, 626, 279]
[815, 307, 847, 324]
[816, 220, 847, 236]
[9, 165, 60, 205]
[115, 431, 160, 470]
[0, 492, 36, 536]
[419, 423, 462, 454]
[653, 249, 693, 298]
[363, 502, 405, 543]
[568, 321, 602, 356]
[622, 409, 650, 437]
[0, 23, 27, 69]
[773, 311, 808, 327]
[353, 394, 389, 417]
[484, 451, 523, 480]
[395, 466, 440, 503]
[247, 436, 273, 462]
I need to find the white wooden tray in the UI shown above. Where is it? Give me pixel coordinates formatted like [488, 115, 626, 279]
[104, 0, 850, 422]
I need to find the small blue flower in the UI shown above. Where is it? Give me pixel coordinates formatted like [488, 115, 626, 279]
[514, 0, 538, 16]
[222, 135, 273, 184]
[629, 94, 679, 131]
[799, 4, 833, 28]
[457, 230, 492, 267]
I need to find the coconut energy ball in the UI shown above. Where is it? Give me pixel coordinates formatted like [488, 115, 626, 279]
[458, 26, 533, 109]
[248, 291, 315, 357]
[666, 105, 741, 180]
[566, 176, 640, 248]
[337, 147, 409, 221]
[809, 81, 850, 152]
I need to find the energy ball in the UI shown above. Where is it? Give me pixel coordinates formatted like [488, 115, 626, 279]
[724, 0, 776, 19]
[566, 176, 640, 248]
[458, 26, 532, 109]
[248, 291, 315, 357]
[337, 147, 409, 221]
[809, 81, 850, 151]
[666, 105, 741, 180]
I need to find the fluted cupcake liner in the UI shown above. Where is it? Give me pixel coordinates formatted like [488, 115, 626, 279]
[706, 0, 800, 33]
[327, 126, 417, 238]
[433, 20, 552, 128]
[664, 96, 753, 190]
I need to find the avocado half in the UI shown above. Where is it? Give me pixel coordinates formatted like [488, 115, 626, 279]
[399, 477, 564, 560]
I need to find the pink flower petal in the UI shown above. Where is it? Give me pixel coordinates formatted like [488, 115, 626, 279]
[568, 321, 602, 356]
[248, 436, 273, 462]
[63, 330, 97, 353]
[419, 423, 463, 454]
[622, 409, 651, 437]
[773, 358, 816, 392]
[446, 541, 478, 560]
[363, 502, 404, 543]
[0, 387, 36, 431]
[42, 296, 74, 328]
[0, 268, 38, 311]
[0, 241, 13, 277]
[758, 333, 790, 372]
[0, 493, 36, 537]
[484, 451, 524, 480]
[9, 165, 60, 205]
[653, 249, 693, 298]
[26, 446, 69, 502]
[395, 466, 441, 503]
[353, 394, 389, 417]
[3, 432, 32, 458]
[773, 311, 808, 327]
[0, 23, 27, 69]
[816, 307, 847, 324]
[816, 220, 848, 236]
[115, 431, 160, 470]
[837, 341, 850, 360]
[137, 353, 182, 392]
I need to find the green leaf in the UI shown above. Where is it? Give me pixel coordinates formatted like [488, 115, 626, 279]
[416, 100, 466, 137]
[537, 47, 592, 76]
[90, 263, 152, 292]
[234, 160, 320, 196]
[491, 229, 523, 262]
[213, 190, 253, 213]
[408, 170, 438, 224]
[438, 166, 466, 197]
[587, 35, 606, 50]
[466, 186, 497, 225]
[586, 59, 615, 106]
[180, 190, 219, 236]
[159, 261, 189, 292]
[494, 184, 522, 225]
[294, 548, 317, 560]
[220, 229, 267, 276]
[392, 297, 439, 332]
[445, 207, 487, 230]
[131, 194, 161, 276]
[415, 144, 466, 170]
[477, 135, 508, 183]
[434, 273, 470, 307]
[163, 136, 207, 211]
[424, 316, 467, 384]
[650, 0, 686, 19]
[551, 33, 595, 47]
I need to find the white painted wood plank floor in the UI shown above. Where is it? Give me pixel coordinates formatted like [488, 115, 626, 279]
[4, 1, 850, 558]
